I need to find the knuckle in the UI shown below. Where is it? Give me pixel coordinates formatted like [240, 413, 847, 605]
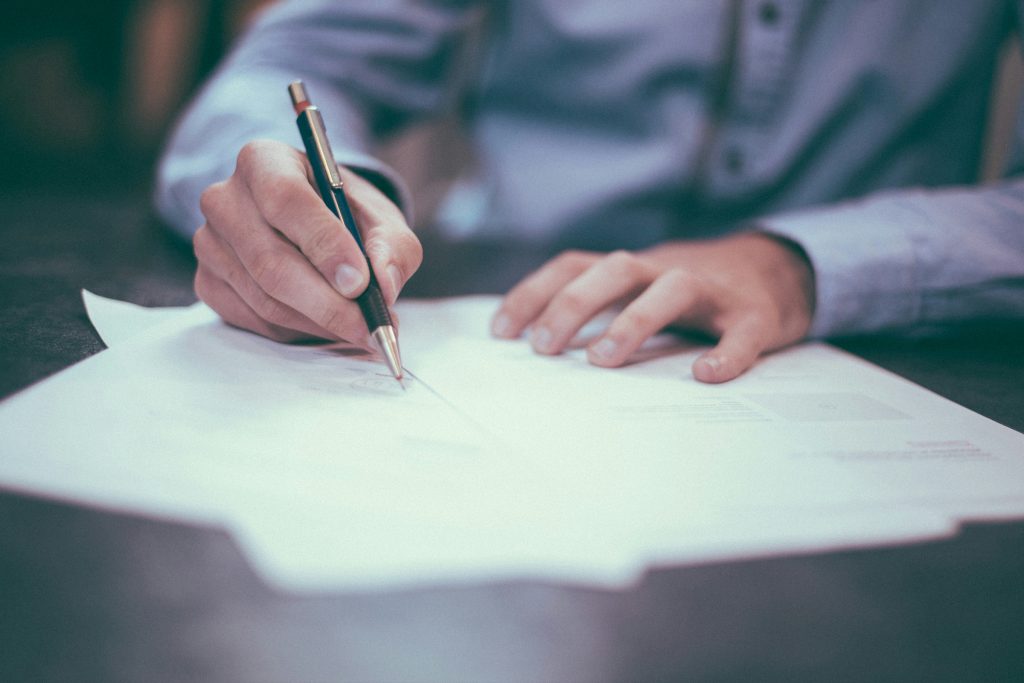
[198, 183, 228, 222]
[303, 221, 343, 262]
[552, 288, 589, 313]
[395, 231, 423, 270]
[235, 140, 268, 172]
[223, 258, 249, 290]
[192, 226, 211, 260]
[259, 178, 304, 226]
[621, 308, 657, 333]
[605, 248, 631, 261]
[316, 305, 353, 337]
[512, 280, 549, 308]
[251, 293, 289, 326]
[363, 237, 388, 264]
[193, 268, 211, 302]
[603, 249, 638, 275]
[554, 249, 591, 271]
[249, 250, 290, 296]
[662, 267, 698, 291]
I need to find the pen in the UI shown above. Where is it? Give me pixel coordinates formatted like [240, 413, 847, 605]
[288, 80, 403, 381]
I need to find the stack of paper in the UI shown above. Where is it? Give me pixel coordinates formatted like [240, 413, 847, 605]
[0, 291, 1020, 592]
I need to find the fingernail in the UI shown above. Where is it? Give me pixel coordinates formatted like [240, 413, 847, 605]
[590, 337, 618, 360]
[385, 264, 402, 304]
[491, 313, 513, 337]
[531, 326, 553, 353]
[695, 355, 721, 380]
[334, 264, 364, 297]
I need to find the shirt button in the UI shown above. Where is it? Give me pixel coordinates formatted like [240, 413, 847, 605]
[724, 148, 745, 174]
[758, 2, 780, 26]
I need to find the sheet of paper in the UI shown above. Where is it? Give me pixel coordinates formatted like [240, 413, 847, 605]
[0, 294, 1021, 592]
[82, 289, 196, 347]
[399, 298, 1024, 514]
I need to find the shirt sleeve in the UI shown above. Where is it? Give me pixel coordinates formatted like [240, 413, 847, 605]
[154, 0, 480, 238]
[760, 178, 1024, 337]
[759, 7, 1024, 338]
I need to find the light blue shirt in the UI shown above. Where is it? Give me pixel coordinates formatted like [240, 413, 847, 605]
[156, 0, 1024, 338]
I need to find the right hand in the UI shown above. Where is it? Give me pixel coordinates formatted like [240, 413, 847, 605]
[194, 139, 421, 346]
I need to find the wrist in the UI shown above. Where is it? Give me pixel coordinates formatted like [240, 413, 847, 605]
[743, 230, 817, 341]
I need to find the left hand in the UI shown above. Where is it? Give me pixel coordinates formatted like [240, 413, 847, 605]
[490, 232, 816, 383]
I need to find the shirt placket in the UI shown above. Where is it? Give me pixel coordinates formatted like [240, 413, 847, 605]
[705, 0, 804, 201]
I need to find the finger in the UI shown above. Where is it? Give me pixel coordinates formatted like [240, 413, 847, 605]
[201, 173, 369, 342]
[235, 140, 370, 298]
[195, 265, 314, 344]
[194, 225, 346, 342]
[530, 250, 657, 355]
[692, 315, 771, 383]
[344, 169, 423, 306]
[491, 250, 597, 339]
[587, 269, 702, 367]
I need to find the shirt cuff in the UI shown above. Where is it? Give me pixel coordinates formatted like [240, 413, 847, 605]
[337, 154, 415, 227]
[758, 192, 925, 338]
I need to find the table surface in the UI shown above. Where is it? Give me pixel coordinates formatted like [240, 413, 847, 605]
[1, 191, 1022, 682]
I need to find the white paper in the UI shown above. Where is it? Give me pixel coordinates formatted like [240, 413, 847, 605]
[82, 289, 198, 347]
[0, 293, 1021, 592]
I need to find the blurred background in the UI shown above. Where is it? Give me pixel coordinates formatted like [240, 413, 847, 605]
[0, 1, 1020, 211]
[0, 0, 271, 194]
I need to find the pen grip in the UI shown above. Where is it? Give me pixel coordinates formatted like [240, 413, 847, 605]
[330, 186, 394, 331]
[355, 272, 393, 331]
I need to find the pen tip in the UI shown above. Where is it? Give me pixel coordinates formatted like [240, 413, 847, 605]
[371, 326, 403, 383]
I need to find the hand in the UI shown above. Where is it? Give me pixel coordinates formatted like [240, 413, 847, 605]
[193, 139, 422, 345]
[490, 232, 815, 383]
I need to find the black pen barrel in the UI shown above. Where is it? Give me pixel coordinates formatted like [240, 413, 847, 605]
[296, 111, 393, 331]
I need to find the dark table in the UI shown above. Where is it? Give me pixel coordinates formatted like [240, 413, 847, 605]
[1, 191, 1022, 682]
